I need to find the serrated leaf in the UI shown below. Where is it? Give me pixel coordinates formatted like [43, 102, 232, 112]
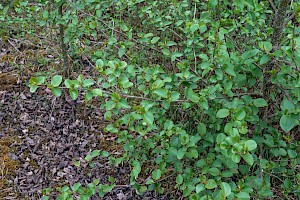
[216, 109, 230, 118]
[51, 75, 62, 87]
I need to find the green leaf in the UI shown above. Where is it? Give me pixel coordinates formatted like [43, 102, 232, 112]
[235, 109, 246, 120]
[101, 151, 109, 157]
[36, 76, 46, 85]
[176, 174, 183, 185]
[209, 167, 220, 176]
[190, 23, 198, 32]
[83, 79, 94, 87]
[69, 89, 78, 100]
[196, 184, 205, 193]
[197, 123, 206, 135]
[84, 154, 92, 162]
[64, 79, 72, 88]
[177, 147, 186, 159]
[236, 192, 250, 200]
[262, 41, 272, 52]
[91, 150, 100, 157]
[143, 111, 154, 125]
[153, 89, 168, 98]
[105, 101, 116, 111]
[85, 91, 93, 101]
[30, 85, 38, 93]
[280, 98, 295, 111]
[209, 0, 218, 8]
[185, 88, 200, 103]
[71, 182, 81, 192]
[151, 37, 160, 44]
[199, 24, 207, 33]
[132, 160, 141, 178]
[121, 24, 129, 31]
[253, 98, 268, 107]
[245, 140, 257, 151]
[51, 88, 62, 97]
[205, 179, 217, 189]
[171, 52, 183, 62]
[162, 48, 170, 56]
[216, 109, 230, 118]
[96, 59, 104, 68]
[287, 149, 297, 158]
[92, 88, 103, 96]
[189, 148, 199, 158]
[51, 75, 62, 87]
[231, 154, 241, 163]
[144, 33, 153, 38]
[118, 99, 131, 109]
[42, 196, 49, 200]
[220, 182, 231, 197]
[259, 55, 270, 65]
[242, 153, 254, 166]
[280, 115, 297, 133]
[152, 169, 162, 180]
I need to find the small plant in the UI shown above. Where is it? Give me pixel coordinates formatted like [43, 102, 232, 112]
[3, 0, 300, 199]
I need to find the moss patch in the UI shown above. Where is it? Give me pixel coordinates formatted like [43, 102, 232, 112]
[0, 136, 20, 199]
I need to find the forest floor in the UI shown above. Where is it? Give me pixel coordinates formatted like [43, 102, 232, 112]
[0, 40, 176, 199]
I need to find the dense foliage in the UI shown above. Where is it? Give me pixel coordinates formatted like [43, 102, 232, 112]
[2, 0, 300, 199]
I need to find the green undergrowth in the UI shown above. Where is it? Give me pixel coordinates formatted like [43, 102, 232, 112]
[2, 0, 300, 199]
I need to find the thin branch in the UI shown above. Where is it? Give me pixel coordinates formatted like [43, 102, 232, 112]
[268, 0, 277, 12]
[7, 39, 21, 53]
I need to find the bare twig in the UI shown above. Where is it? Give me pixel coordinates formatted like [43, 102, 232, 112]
[268, 0, 277, 12]
[7, 39, 21, 53]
